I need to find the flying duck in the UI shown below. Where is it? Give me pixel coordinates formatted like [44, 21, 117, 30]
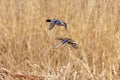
[56, 37, 78, 49]
[46, 19, 67, 30]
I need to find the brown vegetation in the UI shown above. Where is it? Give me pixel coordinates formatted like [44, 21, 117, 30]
[0, 68, 44, 80]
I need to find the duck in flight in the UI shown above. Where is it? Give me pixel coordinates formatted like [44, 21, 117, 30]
[56, 37, 78, 49]
[46, 19, 67, 30]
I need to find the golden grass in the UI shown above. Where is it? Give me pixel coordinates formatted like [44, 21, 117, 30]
[0, 0, 120, 79]
[0, 68, 44, 80]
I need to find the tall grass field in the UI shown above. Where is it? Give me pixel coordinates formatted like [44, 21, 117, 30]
[0, 0, 120, 79]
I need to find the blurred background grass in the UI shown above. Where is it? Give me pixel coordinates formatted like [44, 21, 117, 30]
[0, 0, 120, 79]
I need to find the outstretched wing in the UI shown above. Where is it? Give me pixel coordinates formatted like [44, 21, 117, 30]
[49, 21, 56, 30]
[56, 39, 68, 48]
[64, 23, 67, 30]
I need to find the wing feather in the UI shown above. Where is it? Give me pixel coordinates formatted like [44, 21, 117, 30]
[64, 23, 67, 30]
[56, 40, 68, 48]
[49, 21, 56, 30]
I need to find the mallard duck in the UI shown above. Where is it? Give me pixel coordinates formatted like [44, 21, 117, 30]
[56, 37, 78, 49]
[46, 19, 67, 30]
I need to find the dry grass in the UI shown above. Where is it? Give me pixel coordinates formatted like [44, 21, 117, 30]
[0, 68, 44, 80]
[0, 0, 120, 80]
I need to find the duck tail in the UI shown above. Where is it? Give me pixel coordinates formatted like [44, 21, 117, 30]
[46, 19, 52, 22]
